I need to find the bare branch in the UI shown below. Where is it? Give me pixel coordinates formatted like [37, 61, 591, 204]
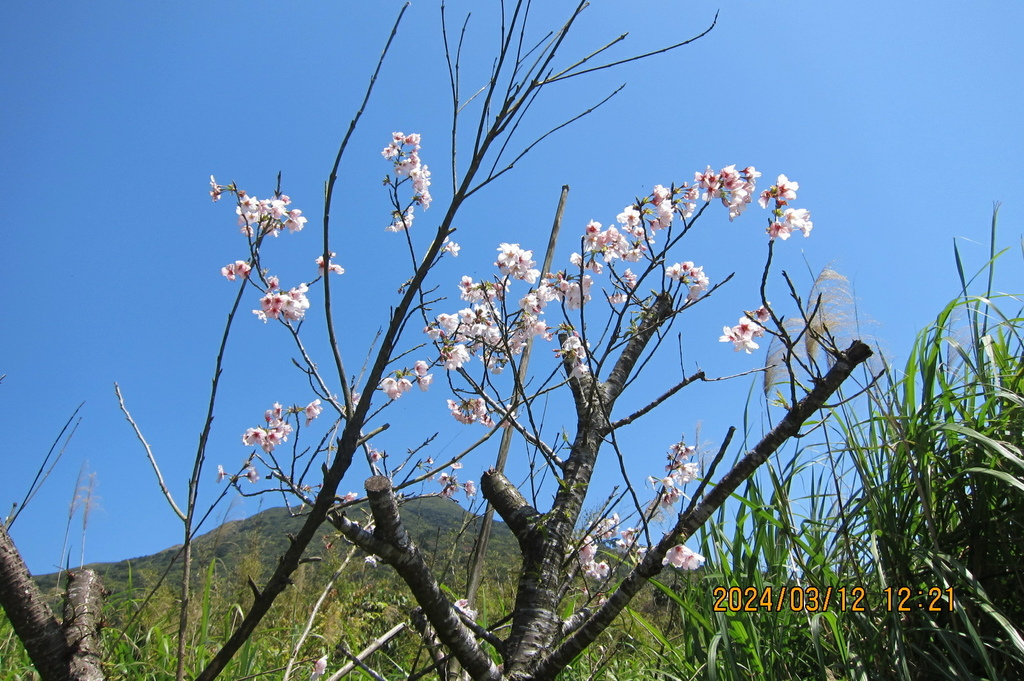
[360, 476, 501, 681]
[537, 340, 873, 678]
[541, 11, 719, 84]
[607, 369, 705, 431]
[115, 384, 185, 521]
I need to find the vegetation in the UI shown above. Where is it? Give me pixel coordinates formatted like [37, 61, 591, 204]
[627, 225, 1024, 681]
[0, 3, 875, 679]
[0, 0, 1018, 676]
[3, 231, 1021, 679]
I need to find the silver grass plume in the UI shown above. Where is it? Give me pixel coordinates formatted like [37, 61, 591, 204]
[764, 266, 880, 396]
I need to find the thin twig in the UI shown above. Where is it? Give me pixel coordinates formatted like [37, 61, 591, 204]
[115, 384, 185, 521]
[541, 11, 719, 84]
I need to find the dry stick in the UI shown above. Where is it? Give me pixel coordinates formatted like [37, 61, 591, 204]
[115, 385, 186, 520]
[327, 622, 409, 681]
[335, 647, 389, 681]
[282, 545, 358, 681]
[465, 184, 568, 607]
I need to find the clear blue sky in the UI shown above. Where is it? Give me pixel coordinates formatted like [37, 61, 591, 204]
[3, 1, 1021, 575]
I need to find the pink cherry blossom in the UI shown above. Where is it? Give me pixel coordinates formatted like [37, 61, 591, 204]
[616, 205, 641, 229]
[409, 165, 432, 209]
[704, 165, 759, 221]
[672, 462, 700, 485]
[315, 253, 345, 276]
[579, 537, 597, 565]
[570, 251, 603, 274]
[387, 207, 414, 232]
[663, 544, 705, 570]
[243, 428, 266, 449]
[304, 399, 322, 426]
[440, 344, 471, 370]
[447, 397, 493, 426]
[342, 492, 359, 503]
[720, 314, 765, 353]
[244, 466, 260, 483]
[458, 276, 505, 304]
[580, 219, 647, 264]
[263, 425, 290, 451]
[437, 472, 459, 498]
[216, 465, 227, 482]
[464, 480, 477, 498]
[585, 560, 610, 580]
[776, 175, 799, 202]
[759, 174, 799, 208]
[695, 166, 721, 202]
[660, 486, 682, 507]
[556, 333, 590, 378]
[783, 207, 813, 237]
[254, 283, 310, 322]
[243, 408, 292, 452]
[382, 132, 432, 209]
[543, 272, 592, 311]
[650, 184, 677, 229]
[767, 220, 793, 241]
[221, 260, 252, 281]
[227, 190, 308, 238]
[616, 527, 639, 550]
[595, 514, 619, 540]
[311, 655, 327, 681]
[380, 376, 413, 400]
[495, 243, 540, 283]
[210, 175, 223, 202]
[454, 599, 477, 621]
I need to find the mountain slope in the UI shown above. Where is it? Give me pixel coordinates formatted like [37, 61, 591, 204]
[33, 497, 519, 597]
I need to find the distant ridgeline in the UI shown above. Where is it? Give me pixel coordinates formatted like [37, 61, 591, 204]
[33, 497, 519, 598]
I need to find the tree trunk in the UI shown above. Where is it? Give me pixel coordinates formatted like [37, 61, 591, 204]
[0, 522, 106, 681]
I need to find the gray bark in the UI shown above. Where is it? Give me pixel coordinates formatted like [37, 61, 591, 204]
[0, 521, 106, 681]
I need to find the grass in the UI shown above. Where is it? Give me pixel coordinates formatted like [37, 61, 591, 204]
[628, 221, 1023, 681]
[2, 222, 1021, 680]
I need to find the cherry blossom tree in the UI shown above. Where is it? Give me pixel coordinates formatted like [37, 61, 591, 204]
[0, 3, 872, 680]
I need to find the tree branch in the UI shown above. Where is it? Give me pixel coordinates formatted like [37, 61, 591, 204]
[0, 521, 106, 681]
[481, 468, 541, 546]
[62, 570, 106, 681]
[534, 340, 874, 679]
[361, 476, 501, 681]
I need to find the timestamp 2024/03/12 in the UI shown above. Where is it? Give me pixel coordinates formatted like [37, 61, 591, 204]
[712, 586, 955, 613]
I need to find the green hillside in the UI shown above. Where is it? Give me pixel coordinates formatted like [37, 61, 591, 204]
[33, 496, 519, 599]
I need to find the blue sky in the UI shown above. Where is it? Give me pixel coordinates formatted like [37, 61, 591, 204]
[3, 1, 1022, 575]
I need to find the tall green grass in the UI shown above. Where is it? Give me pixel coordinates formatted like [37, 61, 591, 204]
[631, 227, 1024, 680]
